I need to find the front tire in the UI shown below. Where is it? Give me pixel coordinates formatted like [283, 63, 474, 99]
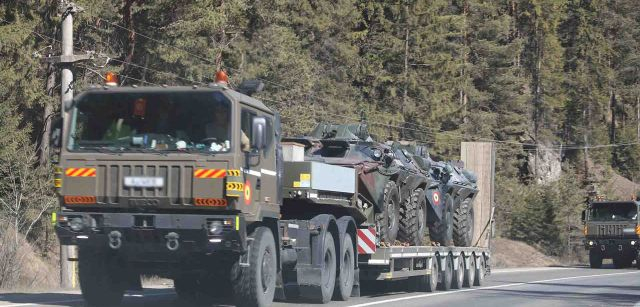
[398, 188, 427, 246]
[376, 181, 401, 244]
[334, 234, 355, 301]
[453, 198, 474, 247]
[78, 251, 125, 307]
[589, 249, 603, 269]
[232, 227, 277, 307]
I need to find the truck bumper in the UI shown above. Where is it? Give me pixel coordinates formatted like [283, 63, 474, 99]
[585, 238, 639, 258]
[55, 212, 247, 262]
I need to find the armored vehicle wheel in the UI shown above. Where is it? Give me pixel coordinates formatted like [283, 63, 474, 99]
[410, 255, 438, 292]
[589, 249, 603, 268]
[452, 255, 464, 289]
[473, 255, 485, 286]
[453, 198, 474, 247]
[78, 251, 125, 307]
[232, 226, 277, 307]
[398, 188, 428, 246]
[376, 181, 401, 243]
[334, 233, 355, 301]
[463, 254, 475, 287]
[429, 195, 454, 246]
[438, 254, 453, 291]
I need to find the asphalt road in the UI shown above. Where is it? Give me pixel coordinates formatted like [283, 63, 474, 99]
[1, 265, 639, 307]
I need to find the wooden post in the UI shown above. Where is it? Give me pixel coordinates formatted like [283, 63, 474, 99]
[460, 142, 496, 248]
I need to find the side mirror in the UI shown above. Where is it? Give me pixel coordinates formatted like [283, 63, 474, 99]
[50, 116, 63, 149]
[251, 117, 267, 150]
[581, 210, 586, 222]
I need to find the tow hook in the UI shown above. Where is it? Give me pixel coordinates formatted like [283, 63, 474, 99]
[108, 231, 122, 250]
[165, 232, 180, 251]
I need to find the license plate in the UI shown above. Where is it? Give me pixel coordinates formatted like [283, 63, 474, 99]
[124, 176, 164, 188]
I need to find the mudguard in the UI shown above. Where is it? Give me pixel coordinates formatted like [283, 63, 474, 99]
[425, 186, 445, 222]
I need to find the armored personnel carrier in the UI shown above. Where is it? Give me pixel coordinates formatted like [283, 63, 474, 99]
[284, 122, 433, 245]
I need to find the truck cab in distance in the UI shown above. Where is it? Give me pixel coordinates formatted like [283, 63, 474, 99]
[583, 200, 640, 269]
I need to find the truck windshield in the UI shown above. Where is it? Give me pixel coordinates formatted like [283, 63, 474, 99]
[590, 202, 638, 222]
[68, 91, 232, 152]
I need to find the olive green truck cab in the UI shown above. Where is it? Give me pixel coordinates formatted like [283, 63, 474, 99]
[52, 78, 490, 307]
[582, 201, 640, 269]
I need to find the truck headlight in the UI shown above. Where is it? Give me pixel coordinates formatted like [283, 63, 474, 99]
[208, 220, 223, 235]
[588, 241, 594, 246]
[69, 217, 84, 232]
[631, 241, 637, 246]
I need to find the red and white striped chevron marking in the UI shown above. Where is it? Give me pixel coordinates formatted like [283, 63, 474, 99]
[357, 227, 376, 254]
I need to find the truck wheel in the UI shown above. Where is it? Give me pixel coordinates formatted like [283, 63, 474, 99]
[334, 234, 355, 301]
[437, 254, 452, 291]
[317, 233, 337, 303]
[637, 253, 640, 270]
[232, 226, 277, 307]
[410, 255, 438, 292]
[376, 181, 400, 243]
[451, 255, 464, 289]
[463, 254, 475, 288]
[612, 256, 632, 269]
[589, 249, 603, 268]
[78, 252, 125, 307]
[453, 198, 474, 247]
[473, 255, 485, 286]
[398, 188, 427, 246]
[429, 196, 454, 246]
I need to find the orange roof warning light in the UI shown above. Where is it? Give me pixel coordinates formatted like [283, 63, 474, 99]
[105, 71, 118, 86]
[215, 70, 229, 85]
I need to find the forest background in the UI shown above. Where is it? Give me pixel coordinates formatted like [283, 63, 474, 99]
[1, 0, 639, 288]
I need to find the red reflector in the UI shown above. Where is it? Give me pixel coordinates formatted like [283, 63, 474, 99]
[194, 198, 227, 207]
[64, 196, 96, 204]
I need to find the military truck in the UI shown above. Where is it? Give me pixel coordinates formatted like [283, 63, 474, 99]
[582, 200, 640, 269]
[52, 73, 491, 307]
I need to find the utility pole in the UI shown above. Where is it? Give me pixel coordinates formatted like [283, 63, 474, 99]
[46, 0, 91, 289]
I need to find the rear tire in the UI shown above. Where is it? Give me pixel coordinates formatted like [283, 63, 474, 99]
[453, 198, 474, 247]
[437, 254, 452, 291]
[398, 188, 427, 246]
[429, 195, 454, 246]
[410, 256, 438, 292]
[451, 255, 464, 289]
[316, 233, 337, 303]
[376, 181, 401, 243]
[334, 234, 355, 301]
[463, 254, 475, 288]
[78, 251, 125, 307]
[589, 249, 603, 269]
[473, 255, 485, 286]
[232, 227, 277, 307]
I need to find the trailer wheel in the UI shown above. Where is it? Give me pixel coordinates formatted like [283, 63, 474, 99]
[410, 255, 438, 292]
[451, 255, 464, 289]
[316, 233, 337, 303]
[473, 255, 485, 286]
[589, 249, 603, 269]
[463, 254, 475, 288]
[232, 226, 277, 307]
[376, 181, 400, 243]
[398, 188, 427, 246]
[78, 251, 125, 307]
[334, 234, 355, 301]
[429, 196, 454, 246]
[453, 198, 474, 247]
[437, 254, 452, 291]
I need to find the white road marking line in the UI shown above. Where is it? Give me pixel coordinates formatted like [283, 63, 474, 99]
[348, 270, 640, 307]
[492, 267, 577, 274]
[0, 291, 174, 307]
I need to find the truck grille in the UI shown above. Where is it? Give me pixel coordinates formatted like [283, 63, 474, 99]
[96, 164, 194, 205]
[597, 224, 625, 237]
